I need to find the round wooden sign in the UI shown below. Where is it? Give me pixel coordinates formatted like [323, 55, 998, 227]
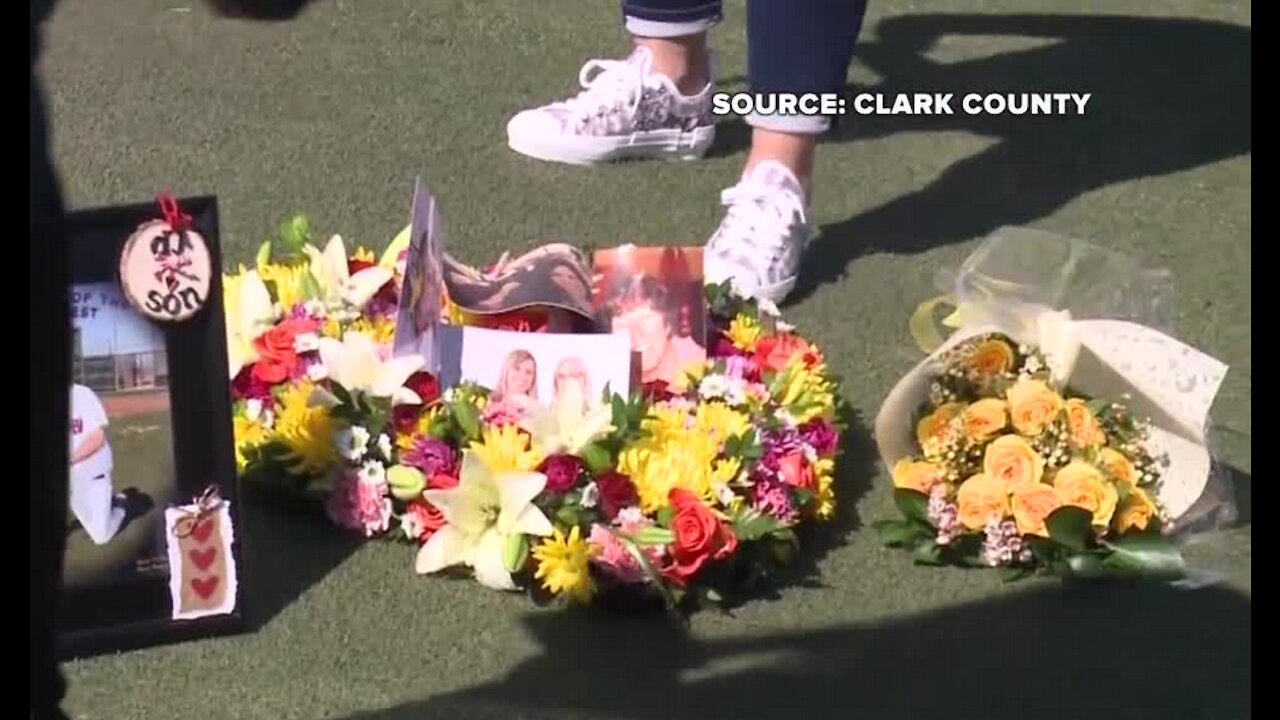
[119, 219, 213, 322]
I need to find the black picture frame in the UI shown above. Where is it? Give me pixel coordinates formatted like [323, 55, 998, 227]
[58, 196, 249, 659]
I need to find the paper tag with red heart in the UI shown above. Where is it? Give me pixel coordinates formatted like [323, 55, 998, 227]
[164, 488, 238, 621]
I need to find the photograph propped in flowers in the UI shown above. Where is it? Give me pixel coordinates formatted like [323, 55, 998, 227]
[230, 180, 851, 615]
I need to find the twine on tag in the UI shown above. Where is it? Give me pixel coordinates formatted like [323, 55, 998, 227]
[171, 485, 223, 538]
[157, 191, 193, 232]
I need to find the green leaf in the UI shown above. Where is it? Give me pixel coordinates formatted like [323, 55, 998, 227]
[554, 505, 581, 528]
[1101, 533, 1186, 577]
[731, 510, 782, 542]
[631, 527, 676, 546]
[1045, 506, 1094, 552]
[893, 488, 931, 524]
[452, 400, 481, 442]
[656, 506, 675, 528]
[331, 382, 354, 409]
[503, 533, 529, 574]
[1065, 552, 1108, 577]
[578, 443, 612, 475]
[913, 541, 944, 566]
[999, 566, 1034, 583]
[873, 519, 927, 548]
[1085, 398, 1110, 416]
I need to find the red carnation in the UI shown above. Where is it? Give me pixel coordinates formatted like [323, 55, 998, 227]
[404, 372, 441, 406]
[594, 471, 639, 520]
[539, 455, 584, 495]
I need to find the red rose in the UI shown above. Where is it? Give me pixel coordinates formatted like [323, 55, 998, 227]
[594, 472, 638, 520]
[539, 455, 584, 495]
[348, 258, 376, 275]
[251, 325, 299, 384]
[427, 472, 459, 491]
[664, 489, 738, 585]
[777, 451, 816, 493]
[406, 500, 446, 543]
[404, 372, 441, 406]
[754, 334, 819, 374]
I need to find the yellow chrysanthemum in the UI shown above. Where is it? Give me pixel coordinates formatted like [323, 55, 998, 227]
[695, 402, 751, 445]
[531, 526, 597, 604]
[232, 415, 267, 471]
[258, 262, 312, 312]
[352, 246, 376, 263]
[348, 316, 396, 346]
[270, 381, 337, 475]
[468, 423, 545, 474]
[617, 435, 720, 512]
[726, 314, 763, 351]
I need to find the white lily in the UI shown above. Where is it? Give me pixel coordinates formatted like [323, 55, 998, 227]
[415, 451, 554, 590]
[303, 234, 394, 309]
[223, 269, 277, 379]
[314, 332, 424, 405]
[517, 381, 614, 456]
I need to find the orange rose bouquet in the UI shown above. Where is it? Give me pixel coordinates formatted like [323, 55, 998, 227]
[874, 332, 1183, 580]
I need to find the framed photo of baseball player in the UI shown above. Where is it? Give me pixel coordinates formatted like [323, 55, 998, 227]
[58, 196, 249, 659]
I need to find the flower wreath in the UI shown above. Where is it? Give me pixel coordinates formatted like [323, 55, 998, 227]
[229, 216, 849, 612]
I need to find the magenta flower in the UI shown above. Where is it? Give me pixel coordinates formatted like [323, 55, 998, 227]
[750, 477, 799, 523]
[800, 420, 839, 456]
[539, 454, 584, 495]
[402, 437, 457, 477]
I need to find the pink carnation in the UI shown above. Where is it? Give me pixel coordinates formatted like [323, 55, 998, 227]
[750, 477, 799, 524]
[327, 468, 392, 537]
[588, 524, 646, 584]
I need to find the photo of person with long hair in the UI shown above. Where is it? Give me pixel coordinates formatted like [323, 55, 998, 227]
[491, 349, 538, 405]
[605, 274, 705, 385]
[552, 357, 593, 415]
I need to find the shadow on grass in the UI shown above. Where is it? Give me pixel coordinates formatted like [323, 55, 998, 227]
[239, 482, 362, 631]
[713, 13, 1250, 306]
[338, 582, 1251, 720]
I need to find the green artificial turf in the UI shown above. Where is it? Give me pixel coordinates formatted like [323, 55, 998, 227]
[41, 1, 1249, 718]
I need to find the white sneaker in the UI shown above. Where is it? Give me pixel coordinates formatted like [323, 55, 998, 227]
[506, 47, 716, 166]
[704, 161, 811, 305]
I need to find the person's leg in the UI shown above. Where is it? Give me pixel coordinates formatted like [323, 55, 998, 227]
[30, 65, 73, 720]
[71, 466, 126, 546]
[505, 0, 721, 166]
[704, 0, 869, 304]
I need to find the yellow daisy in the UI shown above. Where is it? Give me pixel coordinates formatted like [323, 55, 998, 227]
[352, 246, 376, 263]
[531, 526, 597, 604]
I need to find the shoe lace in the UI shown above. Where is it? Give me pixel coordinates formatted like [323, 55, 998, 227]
[558, 49, 652, 130]
[713, 181, 807, 264]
